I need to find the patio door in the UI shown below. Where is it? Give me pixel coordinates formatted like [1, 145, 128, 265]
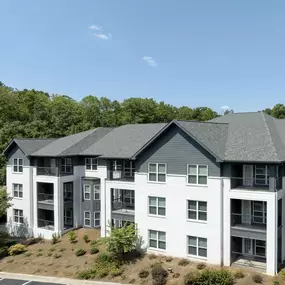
[243, 238, 253, 255]
[243, 165, 253, 186]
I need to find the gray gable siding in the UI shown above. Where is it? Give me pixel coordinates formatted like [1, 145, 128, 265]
[136, 125, 221, 177]
[7, 145, 29, 166]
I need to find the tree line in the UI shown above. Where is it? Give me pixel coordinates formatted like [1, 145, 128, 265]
[0, 80, 284, 185]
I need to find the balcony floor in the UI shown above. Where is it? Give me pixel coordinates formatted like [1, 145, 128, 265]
[38, 199, 54, 204]
[232, 223, 266, 232]
[232, 256, 266, 272]
[112, 208, 135, 215]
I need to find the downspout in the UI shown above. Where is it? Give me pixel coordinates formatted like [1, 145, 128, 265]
[221, 177, 224, 267]
[104, 177, 107, 237]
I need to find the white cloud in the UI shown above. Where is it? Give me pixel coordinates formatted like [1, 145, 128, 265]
[221, 105, 230, 110]
[142, 56, 157, 67]
[93, 33, 111, 40]
[88, 25, 102, 31]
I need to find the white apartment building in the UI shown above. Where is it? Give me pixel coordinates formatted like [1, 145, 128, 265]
[3, 112, 285, 275]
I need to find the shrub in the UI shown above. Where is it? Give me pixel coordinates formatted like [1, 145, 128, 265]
[165, 256, 172, 262]
[47, 252, 52, 257]
[151, 266, 168, 285]
[279, 268, 285, 277]
[96, 252, 114, 264]
[8, 244, 27, 255]
[110, 266, 124, 277]
[273, 281, 279, 285]
[234, 270, 245, 279]
[196, 262, 206, 270]
[90, 246, 99, 255]
[68, 230, 77, 243]
[59, 247, 66, 252]
[36, 252, 43, 257]
[75, 248, 86, 256]
[184, 269, 234, 285]
[76, 269, 94, 280]
[37, 248, 43, 252]
[148, 253, 157, 260]
[178, 258, 189, 266]
[83, 233, 90, 243]
[252, 274, 263, 283]
[51, 233, 60, 244]
[53, 252, 62, 259]
[49, 247, 56, 252]
[139, 269, 150, 278]
[0, 246, 8, 258]
[173, 273, 180, 278]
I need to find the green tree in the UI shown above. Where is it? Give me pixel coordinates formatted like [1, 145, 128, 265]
[0, 188, 12, 217]
[271, 104, 285, 119]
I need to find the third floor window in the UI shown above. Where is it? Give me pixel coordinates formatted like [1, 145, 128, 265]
[148, 163, 166, 182]
[86, 158, 98, 171]
[13, 158, 23, 173]
[61, 158, 72, 173]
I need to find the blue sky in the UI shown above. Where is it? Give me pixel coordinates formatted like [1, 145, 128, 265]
[1, 0, 285, 113]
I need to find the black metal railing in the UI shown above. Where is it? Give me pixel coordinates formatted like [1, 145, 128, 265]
[37, 167, 58, 176]
[109, 170, 135, 182]
[230, 177, 282, 191]
[112, 199, 135, 211]
[38, 219, 54, 230]
[231, 213, 266, 229]
[38, 193, 54, 203]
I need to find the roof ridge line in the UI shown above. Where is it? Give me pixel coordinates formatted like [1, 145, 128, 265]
[176, 119, 228, 125]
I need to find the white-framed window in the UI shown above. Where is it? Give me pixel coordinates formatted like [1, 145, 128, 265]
[84, 185, 91, 200]
[149, 230, 166, 250]
[124, 160, 135, 177]
[85, 158, 98, 171]
[255, 165, 269, 185]
[13, 209, 24, 224]
[94, 184, 100, 200]
[61, 158, 72, 173]
[13, 158, 23, 173]
[13, 183, 23, 198]
[187, 200, 207, 221]
[148, 163, 166, 182]
[255, 240, 266, 257]
[94, 212, 100, 227]
[63, 182, 73, 201]
[187, 165, 208, 185]
[84, 211, 91, 227]
[149, 197, 166, 216]
[188, 236, 207, 258]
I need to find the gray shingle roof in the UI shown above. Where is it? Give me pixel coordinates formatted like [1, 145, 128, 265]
[81, 123, 167, 158]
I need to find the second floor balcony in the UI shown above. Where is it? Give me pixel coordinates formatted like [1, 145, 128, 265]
[231, 213, 266, 231]
[111, 189, 135, 215]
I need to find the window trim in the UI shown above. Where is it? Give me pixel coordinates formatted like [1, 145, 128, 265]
[85, 158, 98, 171]
[148, 229, 166, 251]
[84, 185, 91, 200]
[94, 184, 100, 200]
[12, 158, 23, 173]
[84, 211, 91, 227]
[94, 211, 100, 227]
[148, 196, 166, 217]
[148, 163, 167, 183]
[187, 236, 207, 259]
[187, 164, 208, 186]
[13, 183, 23, 199]
[187, 200, 207, 222]
[13, 209, 24, 224]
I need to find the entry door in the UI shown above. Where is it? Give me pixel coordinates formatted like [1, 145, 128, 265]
[243, 238, 253, 255]
[243, 165, 253, 186]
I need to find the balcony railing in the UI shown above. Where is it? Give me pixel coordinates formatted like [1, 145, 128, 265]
[110, 170, 135, 182]
[37, 167, 58, 176]
[112, 198, 135, 212]
[63, 194, 73, 202]
[230, 177, 282, 192]
[38, 193, 54, 203]
[38, 219, 54, 230]
[231, 213, 266, 231]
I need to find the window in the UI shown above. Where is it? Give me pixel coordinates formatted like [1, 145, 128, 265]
[124, 160, 135, 177]
[61, 158, 72, 173]
[85, 158, 98, 171]
[149, 230, 166, 250]
[255, 165, 269, 185]
[13, 158, 23, 173]
[13, 184, 23, 198]
[64, 209, 73, 226]
[187, 165, 208, 185]
[253, 201, 267, 224]
[148, 163, 166, 182]
[84, 185, 91, 200]
[187, 200, 207, 221]
[13, 209, 24, 224]
[188, 236, 207, 258]
[84, 211, 91, 227]
[63, 182, 73, 201]
[94, 184, 100, 200]
[149, 197, 166, 216]
[255, 240, 266, 257]
[94, 212, 100, 227]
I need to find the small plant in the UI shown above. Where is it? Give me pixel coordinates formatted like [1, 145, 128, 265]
[139, 269, 150, 279]
[151, 261, 163, 268]
[47, 252, 52, 257]
[178, 258, 189, 266]
[37, 248, 43, 252]
[36, 252, 43, 257]
[68, 230, 77, 243]
[83, 233, 90, 243]
[75, 248, 86, 256]
[90, 240, 97, 246]
[279, 268, 285, 277]
[234, 270, 245, 279]
[196, 262, 206, 270]
[173, 273, 180, 278]
[76, 269, 94, 280]
[8, 244, 27, 255]
[90, 246, 99, 254]
[51, 233, 60, 244]
[273, 281, 279, 285]
[252, 274, 263, 283]
[0, 246, 8, 258]
[49, 247, 56, 252]
[110, 266, 124, 277]
[24, 251, 32, 257]
[59, 247, 66, 252]
[165, 256, 172, 262]
[151, 266, 168, 285]
[53, 252, 62, 259]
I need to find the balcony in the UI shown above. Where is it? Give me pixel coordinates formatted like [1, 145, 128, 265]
[112, 199, 135, 212]
[110, 170, 135, 182]
[109, 160, 135, 182]
[38, 209, 54, 231]
[231, 213, 266, 232]
[37, 167, 58, 176]
[38, 193, 54, 204]
[111, 189, 135, 217]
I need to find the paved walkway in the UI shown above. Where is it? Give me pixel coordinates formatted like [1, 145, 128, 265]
[0, 272, 120, 285]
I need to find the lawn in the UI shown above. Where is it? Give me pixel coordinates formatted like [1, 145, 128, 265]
[0, 229, 284, 285]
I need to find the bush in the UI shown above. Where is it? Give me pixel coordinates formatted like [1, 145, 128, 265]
[184, 269, 234, 285]
[173, 273, 180, 278]
[51, 233, 60, 244]
[8, 244, 27, 255]
[75, 248, 86, 256]
[91, 240, 98, 246]
[178, 258, 190, 266]
[59, 247, 66, 252]
[68, 230, 77, 243]
[0, 246, 8, 258]
[110, 266, 124, 277]
[279, 268, 285, 277]
[273, 281, 279, 285]
[196, 262, 206, 270]
[165, 256, 172, 262]
[148, 253, 157, 260]
[96, 252, 114, 264]
[49, 247, 56, 252]
[47, 252, 52, 257]
[139, 269, 150, 278]
[252, 274, 263, 283]
[76, 269, 94, 280]
[90, 246, 99, 255]
[53, 252, 62, 259]
[83, 233, 90, 243]
[36, 252, 43, 257]
[234, 270, 245, 279]
[151, 266, 168, 285]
